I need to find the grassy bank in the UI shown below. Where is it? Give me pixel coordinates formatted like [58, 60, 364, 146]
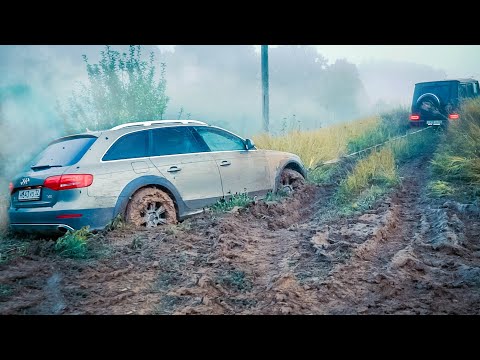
[253, 116, 379, 169]
[429, 98, 480, 202]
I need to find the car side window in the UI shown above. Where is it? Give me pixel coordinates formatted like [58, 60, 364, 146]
[195, 127, 246, 152]
[102, 131, 149, 161]
[473, 82, 479, 97]
[459, 84, 467, 99]
[466, 83, 474, 98]
[151, 127, 206, 156]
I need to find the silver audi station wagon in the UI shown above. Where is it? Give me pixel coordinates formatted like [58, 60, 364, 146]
[8, 120, 306, 234]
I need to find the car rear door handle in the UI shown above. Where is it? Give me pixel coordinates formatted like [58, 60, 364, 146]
[167, 166, 182, 173]
[220, 160, 231, 167]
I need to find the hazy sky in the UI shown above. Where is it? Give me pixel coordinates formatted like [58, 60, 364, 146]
[312, 45, 480, 78]
[159, 45, 480, 79]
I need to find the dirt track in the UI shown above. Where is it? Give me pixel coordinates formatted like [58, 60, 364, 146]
[1, 155, 480, 315]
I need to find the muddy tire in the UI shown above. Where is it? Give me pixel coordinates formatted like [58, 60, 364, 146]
[125, 187, 177, 228]
[277, 168, 305, 194]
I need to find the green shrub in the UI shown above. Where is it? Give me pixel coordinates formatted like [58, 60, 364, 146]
[211, 193, 253, 212]
[430, 98, 480, 199]
[427, 180, 454, 198]
[54, 226, 91, 259]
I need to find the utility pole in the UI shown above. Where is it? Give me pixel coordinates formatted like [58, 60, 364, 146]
[261, 45, 269, 133]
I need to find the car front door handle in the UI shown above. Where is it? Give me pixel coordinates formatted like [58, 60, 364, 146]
[220, 160, 231, 167]
[167, 166, 182, 173]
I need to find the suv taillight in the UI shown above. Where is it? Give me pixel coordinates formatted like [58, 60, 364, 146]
[448, 113, 460, 120]
[44, 174, 94, 191]
[9, 182, 13, 194]
[410, 114, 420, 121]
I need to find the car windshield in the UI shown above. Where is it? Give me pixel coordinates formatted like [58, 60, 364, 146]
[29, 135, 97, 169]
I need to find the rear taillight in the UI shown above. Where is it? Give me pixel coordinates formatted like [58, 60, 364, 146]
[448, 113, 460, 120]
[410, 114, 420, 121]
[9, 182, 13, 194]
[43, 174, 93, 191]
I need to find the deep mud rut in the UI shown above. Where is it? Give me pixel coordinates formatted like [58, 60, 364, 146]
[1, 156, 480, 315]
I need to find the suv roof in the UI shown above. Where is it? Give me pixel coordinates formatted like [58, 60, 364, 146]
[415, 78, 478, 85]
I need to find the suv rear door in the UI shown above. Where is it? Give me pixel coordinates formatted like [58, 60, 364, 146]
[149, 126, 224, 209]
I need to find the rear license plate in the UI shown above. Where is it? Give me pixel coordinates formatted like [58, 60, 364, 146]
[18, 189, 41, 201]
[427, 120, 442, 126]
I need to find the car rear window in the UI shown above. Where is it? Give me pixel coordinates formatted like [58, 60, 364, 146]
[30, 135, 97, 169]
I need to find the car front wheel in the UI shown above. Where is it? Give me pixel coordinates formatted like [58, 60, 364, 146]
[277, 168, 305, 194]
[125, 187, 177, 228]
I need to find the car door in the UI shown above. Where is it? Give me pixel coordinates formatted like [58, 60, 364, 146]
[89, 130, 153, 199]
[192, 126, 271, 197]
[149, 126, 224, 209]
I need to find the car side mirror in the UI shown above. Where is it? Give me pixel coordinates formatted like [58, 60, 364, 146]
[245, 138, 255, 150]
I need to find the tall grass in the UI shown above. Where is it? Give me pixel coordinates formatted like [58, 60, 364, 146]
[334, 109, 437, 213]
[337, 147, 399, 202]
[254, 116, 379, 169]
[430, 98, 480, 200]
[346, 107, 410, 153]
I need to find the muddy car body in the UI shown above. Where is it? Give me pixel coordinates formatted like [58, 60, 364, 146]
[8, 120, 306, 234]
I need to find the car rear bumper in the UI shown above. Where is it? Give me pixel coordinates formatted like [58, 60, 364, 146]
[409, 119, 447, 126]
[8, 207, 115, 234]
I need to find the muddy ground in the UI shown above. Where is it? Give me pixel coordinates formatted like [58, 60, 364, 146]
[1, 155, 480, 315]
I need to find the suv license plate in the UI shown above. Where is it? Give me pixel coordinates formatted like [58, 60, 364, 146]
[18, 189, 41, 201]
[427, 120, 442, 126]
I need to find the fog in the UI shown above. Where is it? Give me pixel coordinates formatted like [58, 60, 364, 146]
[1, 44, 475, 186]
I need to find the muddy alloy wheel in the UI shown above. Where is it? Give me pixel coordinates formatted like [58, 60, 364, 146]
[125, 187, 177, 228]
[278, 168, 305, 194]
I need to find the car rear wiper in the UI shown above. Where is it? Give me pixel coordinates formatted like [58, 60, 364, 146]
[30, 164, 63, 170]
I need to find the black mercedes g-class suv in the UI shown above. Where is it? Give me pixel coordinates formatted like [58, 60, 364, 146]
[409, 78, 480, 127]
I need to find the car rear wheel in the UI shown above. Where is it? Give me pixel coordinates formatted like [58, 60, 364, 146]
[277, 168, 305, 194]
[125, 187, 177, 228]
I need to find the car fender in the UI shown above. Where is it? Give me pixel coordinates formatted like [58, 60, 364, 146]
[113, 175, 187, 219]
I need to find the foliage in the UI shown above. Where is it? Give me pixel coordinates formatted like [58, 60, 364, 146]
[347, 107, 410, 153]
[59, 45, 169, 133]
[0, 234, 29, 264]
[54, 226, 91, 259]
[217, 270, 252, 292]
[430, 98, 480, 200]
[337, 147, 399, 203]
[427, 180, 454, 198]
[211, 193, 253, 213]
[254, 116, 379, 169]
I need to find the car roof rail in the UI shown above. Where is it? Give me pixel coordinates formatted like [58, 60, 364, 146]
[110, 120, 208, 131]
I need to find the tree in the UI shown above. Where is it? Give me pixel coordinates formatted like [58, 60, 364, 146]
[59, 45, 169, 133]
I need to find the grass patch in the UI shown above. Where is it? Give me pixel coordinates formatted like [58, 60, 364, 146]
[264, 189, 290, 202]
[427, 180, 455, 198]
[430, 98, 480, 202]
[54, 226, 91, 259]
[346, 107, 410, 154]
[0, 284, 13, 299]
[334, 114, 438, 213]
[104, 214, 126, 232]
[254, 115, 379, 169]
[0, 234, 30, 264]
[337, 147, 399, 203]
[216, 270, 252, 292]
[211, 193, 253, 213]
